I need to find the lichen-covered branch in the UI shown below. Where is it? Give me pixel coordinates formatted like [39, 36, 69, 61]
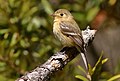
[16, 27, 96, 81]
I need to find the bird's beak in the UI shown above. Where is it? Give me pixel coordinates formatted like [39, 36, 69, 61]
[50, 14, 56, 17]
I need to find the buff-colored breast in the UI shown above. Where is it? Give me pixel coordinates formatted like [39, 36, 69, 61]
[53, 21, 74, 46]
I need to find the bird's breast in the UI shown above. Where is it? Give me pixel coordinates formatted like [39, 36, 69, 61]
[53, 22, 74, 46]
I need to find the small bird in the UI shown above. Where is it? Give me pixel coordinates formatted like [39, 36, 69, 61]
[51, 9, 91, 80]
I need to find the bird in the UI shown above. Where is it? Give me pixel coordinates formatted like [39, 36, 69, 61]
[51, 9, 91, 80]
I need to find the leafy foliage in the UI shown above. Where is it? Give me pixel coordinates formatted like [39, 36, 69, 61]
[75, 54, 108, 81]
[0, 0, 58, 80]
[76, 53, 120, 81]
[0, 0, 119, 81]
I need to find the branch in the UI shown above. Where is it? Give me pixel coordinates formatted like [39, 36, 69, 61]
[16, 27, 97, 81]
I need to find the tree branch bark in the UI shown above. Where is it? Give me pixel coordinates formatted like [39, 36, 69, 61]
[16, 27, 96, 81]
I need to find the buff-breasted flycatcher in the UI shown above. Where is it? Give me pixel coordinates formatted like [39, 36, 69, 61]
[51, 9, 91, 80]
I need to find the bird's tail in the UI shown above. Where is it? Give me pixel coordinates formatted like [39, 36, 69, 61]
[76, 46, 89, 70]
[81, 52, 89, 70]
[76, 46, 91, 80]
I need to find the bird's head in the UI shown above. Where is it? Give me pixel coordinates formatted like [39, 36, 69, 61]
[51, 9, 73, 21]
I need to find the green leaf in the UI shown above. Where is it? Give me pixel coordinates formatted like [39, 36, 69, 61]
[20, 39, 30, 48]
[72, 12, 85, 21]
[75, 75, 89, 81]
[41, 0, 53, 15]
[0, 29, 9, 34]
[10, 32, 19, 47]
[86, 6, 100, 22]
[102, 58, 108, 64]
[107, 74, 120, 81]
[88, 64, 93, 76]
[92, 52, 104, 72]
[91, 53, 103, 81]
[8, 0, 15, 8]
[78, 65, 86, 74]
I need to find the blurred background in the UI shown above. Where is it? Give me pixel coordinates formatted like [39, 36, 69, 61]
[0, 0, 120, 81]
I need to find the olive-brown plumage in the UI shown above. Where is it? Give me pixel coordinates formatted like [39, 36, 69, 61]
[51, 9, 91, 80]
[52, 9, 84, 52]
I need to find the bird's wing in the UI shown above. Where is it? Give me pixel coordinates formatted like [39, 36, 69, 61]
[59, 21, 84, 52]
[60, 21, 89, 72]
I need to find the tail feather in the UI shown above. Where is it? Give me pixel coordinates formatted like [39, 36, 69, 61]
[81, 52, 88, 70]
[76, 46, 91, 80]
[75, 46, 88, 70]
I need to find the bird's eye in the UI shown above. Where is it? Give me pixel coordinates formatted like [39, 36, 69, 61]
[60, 13, 64, 16]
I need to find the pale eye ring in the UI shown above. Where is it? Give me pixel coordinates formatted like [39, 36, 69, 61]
[60, 13, 64, 16]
